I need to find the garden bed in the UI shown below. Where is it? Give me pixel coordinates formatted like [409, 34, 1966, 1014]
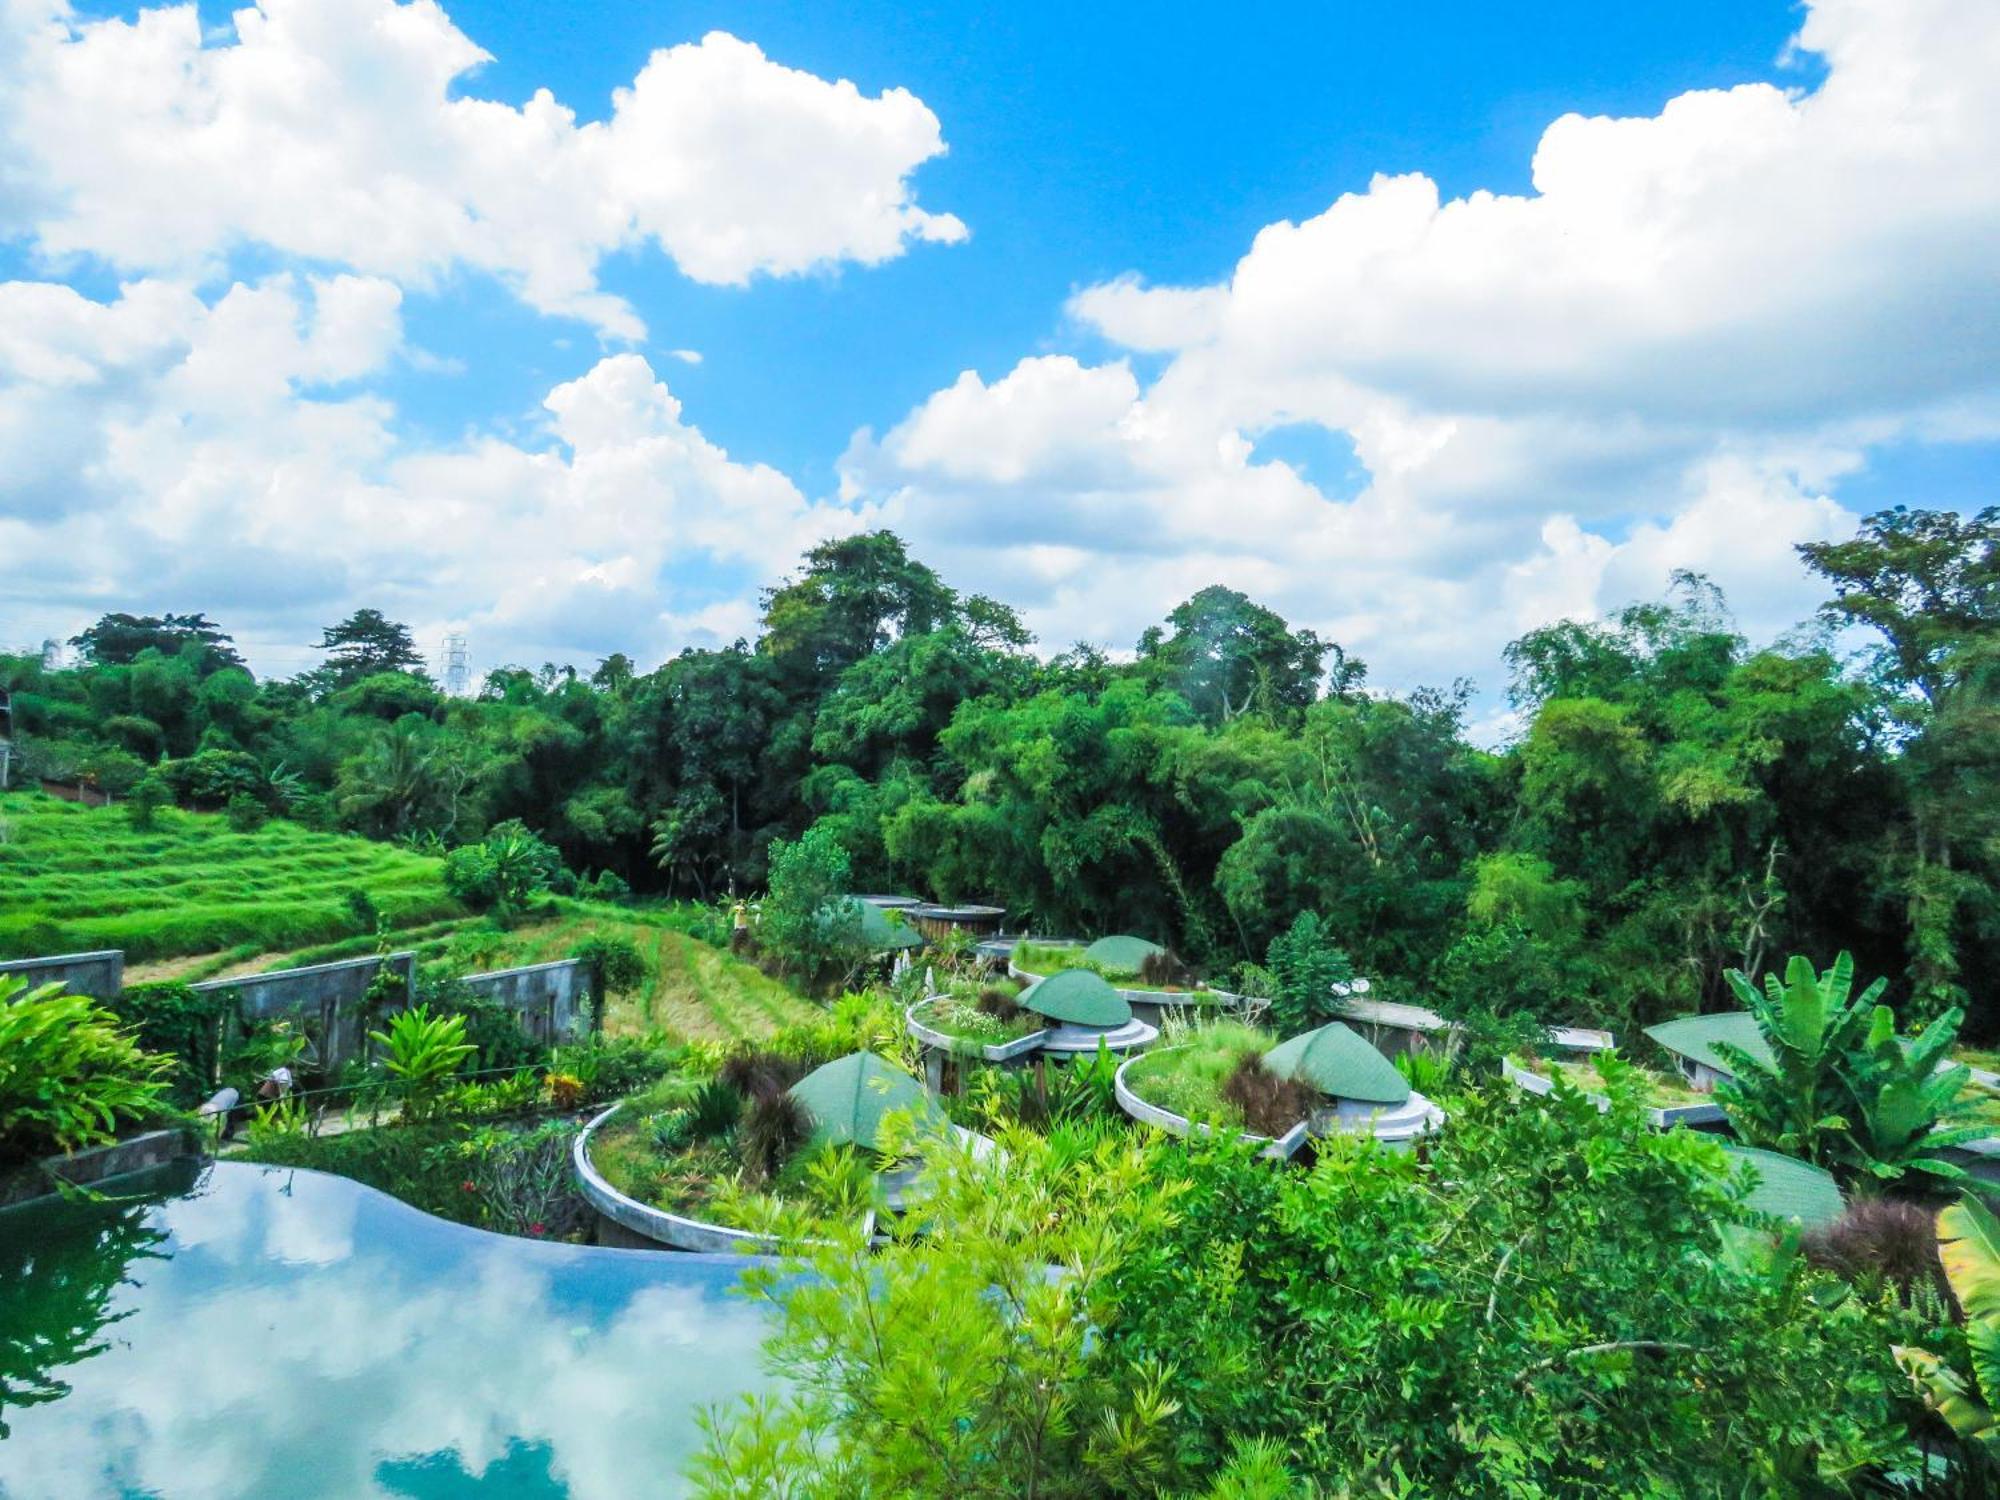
[1503, 1053, 1724, 1127]
[1009, 940, 1242, 1019]
[905, 995, 1050, 1062]
[1114, 1036, 1307, 1160]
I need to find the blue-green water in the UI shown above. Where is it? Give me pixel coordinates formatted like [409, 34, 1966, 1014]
[0, 1162, 772, 1499]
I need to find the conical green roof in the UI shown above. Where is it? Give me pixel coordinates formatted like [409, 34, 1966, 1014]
[1717, 1143, 1842, 1228]
[1021, 967, 1132, 1027]
[787, 1052, 940, 1151]
[822, 895, 924, 952]
[1082, 934, 1165, 972]
[1262, 1023, 1410, 1104]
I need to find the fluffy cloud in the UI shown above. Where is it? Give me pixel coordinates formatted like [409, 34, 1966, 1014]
[0, 275, 860, 668]
[0, 0, 965, 338]
[853, 0, 2000, 690]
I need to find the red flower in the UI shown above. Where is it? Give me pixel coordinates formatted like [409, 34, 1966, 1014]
[528, 1222, 546, 1236]
[461, 1180, 476, 1193]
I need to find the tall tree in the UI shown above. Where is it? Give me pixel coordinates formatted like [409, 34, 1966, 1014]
[319, 609, 426, 687]
[758, 532, 957, 683]
[1800, 507, 2000, 1018]
[1136, 585, 1339, 724]
[70, 613, 244, 676]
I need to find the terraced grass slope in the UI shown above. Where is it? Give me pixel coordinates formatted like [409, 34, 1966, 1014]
[0, 791, 461, 962]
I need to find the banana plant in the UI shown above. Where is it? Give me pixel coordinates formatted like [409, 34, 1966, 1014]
[1844, 1004, 1986, 1183]
[1896, 1194, 2000, 1458]
[1716, 952, 1883, 1165]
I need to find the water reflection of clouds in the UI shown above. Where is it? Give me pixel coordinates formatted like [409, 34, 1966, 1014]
[1, 1167, 770, 1500]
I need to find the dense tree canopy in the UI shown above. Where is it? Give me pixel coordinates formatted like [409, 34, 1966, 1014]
[8, 516, 1997, 1038]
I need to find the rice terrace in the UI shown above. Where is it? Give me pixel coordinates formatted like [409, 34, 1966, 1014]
[4, 0, 2000, 1496]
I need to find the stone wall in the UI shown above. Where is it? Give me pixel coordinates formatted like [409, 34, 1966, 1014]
[461, 958, 593, 1045]
[0, 948, 124, 1000]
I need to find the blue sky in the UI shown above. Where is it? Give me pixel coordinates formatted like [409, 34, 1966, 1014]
[1, 0, 1995, 706]
[359, 0, 1819, 485]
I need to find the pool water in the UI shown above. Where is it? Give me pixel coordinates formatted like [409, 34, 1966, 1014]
[0, 1162, 773, 1499]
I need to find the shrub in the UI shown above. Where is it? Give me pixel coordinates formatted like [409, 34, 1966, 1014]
[761, 824, 863, 982]
[124, 774, 170, 831]
[738, 1090, 812, 1186]
[224, 792, 267, 833]
[571, 934, 646, 1025]
[1804, 1199, 1948, 1300]
[1219, 1053, 1319, 1136]
[976, 986, 1026, 1023]
[367, 1005, 475, 1123]
[721, 1050, 813, 1105]
[1139, 949, 1198, 989]
[343, 887, 380, 934]
[442, 820, 567, 921]
[1261, 911, 1352, 1035]
[0, 977, 172, 1163]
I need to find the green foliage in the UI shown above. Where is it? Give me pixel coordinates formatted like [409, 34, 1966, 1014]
[1718, 952, 1983, 1184]
[109, 980, 230, 1104]
[442, 819, 567, 920]
[0, 977, 171, 1162]
[366, 1005, 475, 1122]
[223, 791, 266, 833]
[123, 774, 169, 831]
[1897, 1195, 2000, 1466]
[760, 824, 860, 981]
[571, 933, 646, 1022]
[1257, 911, 1351, 1035]
[691, 1123, 1186, 1499]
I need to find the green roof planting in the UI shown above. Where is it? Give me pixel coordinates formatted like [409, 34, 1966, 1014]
[1642, 1013, 1774, 1077]
[1262, 1023, 1410, 1105]
[823, 895, 924, 952]
[1082, 934, 1166, 971]
[787, 1052, 941, 1152]
[1021, 968, 1133, 1028]
[1717, 1143, 1842, 1228]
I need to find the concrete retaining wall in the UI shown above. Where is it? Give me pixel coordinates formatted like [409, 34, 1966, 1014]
[461, 958, 593, 1046]
[0, 1127, 203, 1210]
[0, 948, 124, 1000]
[193, 952, 416, 1075]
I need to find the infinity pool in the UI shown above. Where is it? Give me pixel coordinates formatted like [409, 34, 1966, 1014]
[0, 1161, 773, 1498]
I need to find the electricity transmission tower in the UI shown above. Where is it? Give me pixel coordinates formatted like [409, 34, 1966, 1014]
[442, 633, 470, 697]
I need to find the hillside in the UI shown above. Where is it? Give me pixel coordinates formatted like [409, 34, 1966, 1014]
[0, 790, 460, 962]
[0, 791, 815, 1041]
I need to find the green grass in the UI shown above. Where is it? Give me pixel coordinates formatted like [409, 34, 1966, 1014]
[1121, 1021, 1275, 1128]
[0, 791, 819, 1044]
[0, 791, 461, 962]
[911, 993, 1043, 1046]
[1012, 940, 1214, 996]
[1513, 1053, 1711, 1108]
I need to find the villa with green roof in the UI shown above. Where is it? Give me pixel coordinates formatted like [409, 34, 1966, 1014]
[905, 965, 1158, 1093]
[1263, 1021, 1444, 1151]
[1716, 1142, 1842, 1229]
[1642, 1013, 1774, 1092]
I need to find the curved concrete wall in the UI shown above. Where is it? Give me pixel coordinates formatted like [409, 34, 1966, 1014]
[573, 1104, 778, 1254]
[1113, 1053, 1307, 1160]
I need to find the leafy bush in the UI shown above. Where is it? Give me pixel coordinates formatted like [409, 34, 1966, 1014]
[442, 820, 567, 920]
[570, 933, 645, 1025]
[1259, 911, 1352, 1035]
[124, 774, 170, 831]
[1804, 1199, 1947, 1300]
[761, 824, 862, 982]
[224, 792, 266, 833]
[367, 1005, 475, 1122]
[0, 977, 171, 1162]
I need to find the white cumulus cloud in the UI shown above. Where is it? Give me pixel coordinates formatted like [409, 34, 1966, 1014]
[0, 0, 965, 338]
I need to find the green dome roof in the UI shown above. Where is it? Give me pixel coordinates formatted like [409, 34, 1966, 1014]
[1021, 968, 1133, 1027]
[786, 1052, 940, 1152]
[822, 896, 924, 952]
[1717, 1143, 1842, 1228]
[1642, 1013, 1773, 1077]
[1082, 934, 1166, 972]
[1262, 1023, 1410, 1104]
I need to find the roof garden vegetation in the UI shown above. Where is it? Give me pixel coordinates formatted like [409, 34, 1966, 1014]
[1011, 939, 1210, 994]
[1511, 1050, 1712, 1109]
